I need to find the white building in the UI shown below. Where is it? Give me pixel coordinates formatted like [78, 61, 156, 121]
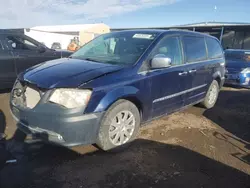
[25, 23, 110, 49]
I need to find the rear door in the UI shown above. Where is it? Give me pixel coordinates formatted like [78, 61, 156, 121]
[182, 36, 209, 105]
[147, 35, 190, 117]
[0, 36, 16, 89]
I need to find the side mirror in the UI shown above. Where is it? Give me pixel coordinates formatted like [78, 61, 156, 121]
[151, 54, 172, 69]
[38, 45, 46, 53]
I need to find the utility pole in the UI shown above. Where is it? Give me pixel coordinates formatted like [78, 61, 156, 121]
[214, 6, 217, 22]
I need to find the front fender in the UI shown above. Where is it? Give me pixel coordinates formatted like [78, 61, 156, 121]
[212, 71, 222, 80]
[94, 86, 140, 112]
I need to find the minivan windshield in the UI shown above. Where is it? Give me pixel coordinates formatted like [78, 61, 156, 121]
[71, 31, 159, 65]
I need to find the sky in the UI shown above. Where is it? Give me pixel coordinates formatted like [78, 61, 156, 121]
[0, 0, 250, 29]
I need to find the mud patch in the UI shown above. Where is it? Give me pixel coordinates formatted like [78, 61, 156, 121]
[140, 111, 216, 139]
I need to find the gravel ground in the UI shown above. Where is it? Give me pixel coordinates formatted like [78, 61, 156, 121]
[0, 87, 249, 188]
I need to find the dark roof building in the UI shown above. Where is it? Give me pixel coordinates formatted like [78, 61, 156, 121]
[111, 22, 250, 50]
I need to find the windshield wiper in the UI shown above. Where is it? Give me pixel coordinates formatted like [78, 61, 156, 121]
[68, 56, 98, 62]
[82, 58, 101, 63]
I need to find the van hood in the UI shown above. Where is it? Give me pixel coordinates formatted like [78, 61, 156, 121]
[18, 58, 123, 89]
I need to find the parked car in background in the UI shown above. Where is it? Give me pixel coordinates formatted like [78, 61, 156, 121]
[10, 30, 225, 151]
[51, 42, 62, 50]
[0, 32, 72, 89]
[225, 49, 250, 88]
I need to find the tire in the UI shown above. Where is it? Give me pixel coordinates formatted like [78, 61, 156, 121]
[201, 80, 219, 109]
[96, 99, 140, 151]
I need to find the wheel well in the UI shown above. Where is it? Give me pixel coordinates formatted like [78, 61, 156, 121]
[122, 96, 143, 119]
[215, 77, 221, 88]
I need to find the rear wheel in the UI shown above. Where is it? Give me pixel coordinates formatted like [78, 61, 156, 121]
[201, 80, 219, 109]
[96, 100, 140, 151]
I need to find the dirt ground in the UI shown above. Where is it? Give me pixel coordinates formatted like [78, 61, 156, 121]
[0, 87, 249, 188]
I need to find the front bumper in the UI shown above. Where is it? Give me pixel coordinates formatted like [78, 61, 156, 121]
[10, 104, 104, 147]
[225, 73, 250, 88]
[225, 80, 250, 88]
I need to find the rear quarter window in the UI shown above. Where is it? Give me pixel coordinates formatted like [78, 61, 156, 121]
[183, 36, 207, 63]
[206, 37, 223, 59]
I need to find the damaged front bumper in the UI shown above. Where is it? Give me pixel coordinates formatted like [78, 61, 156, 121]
[10, 104, 104, 147]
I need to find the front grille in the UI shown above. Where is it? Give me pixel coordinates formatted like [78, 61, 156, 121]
[11, 80, 43, 109]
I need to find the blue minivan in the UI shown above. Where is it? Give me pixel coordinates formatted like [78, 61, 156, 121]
[225, 49, 250, 88]
[10, 30, 225, 151]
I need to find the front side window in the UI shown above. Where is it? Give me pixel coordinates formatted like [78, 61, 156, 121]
[71, 32, 159, 65]
[183, 36, 207, 62]
[206, 37, 223, 59]
[7, 36, 38, 50]
[150, 36, 183, 66]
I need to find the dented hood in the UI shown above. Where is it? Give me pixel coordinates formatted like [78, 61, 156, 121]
[18, 58, 122, 89]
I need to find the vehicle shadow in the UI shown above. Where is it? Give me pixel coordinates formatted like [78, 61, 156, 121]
[203, 89, 250, 165]
[0, 138, 249, 188]
[203, 89, 250, 142]
[213, 131, 250, 165]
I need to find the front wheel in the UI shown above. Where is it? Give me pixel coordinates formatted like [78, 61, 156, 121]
[201, 80, 219, 109]
[96, 100, 140, 151]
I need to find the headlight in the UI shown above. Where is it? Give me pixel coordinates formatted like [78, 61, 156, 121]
[49, 89, 92, 109]
[241, 68, 250, 74]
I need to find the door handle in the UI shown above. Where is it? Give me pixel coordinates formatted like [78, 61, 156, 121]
[189, 69, 197, 73]
[178, 71, 188, 76]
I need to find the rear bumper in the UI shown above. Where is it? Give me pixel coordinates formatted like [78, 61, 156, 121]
[10, 104, 104, 147]
[224, 81, 250, 88]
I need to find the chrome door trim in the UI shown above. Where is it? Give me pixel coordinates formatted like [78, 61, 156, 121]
[153, 84, 207, 103]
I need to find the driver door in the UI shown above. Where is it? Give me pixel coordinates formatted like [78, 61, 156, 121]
[147, 36, 190, 118]
[6, 35, 44, 74]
